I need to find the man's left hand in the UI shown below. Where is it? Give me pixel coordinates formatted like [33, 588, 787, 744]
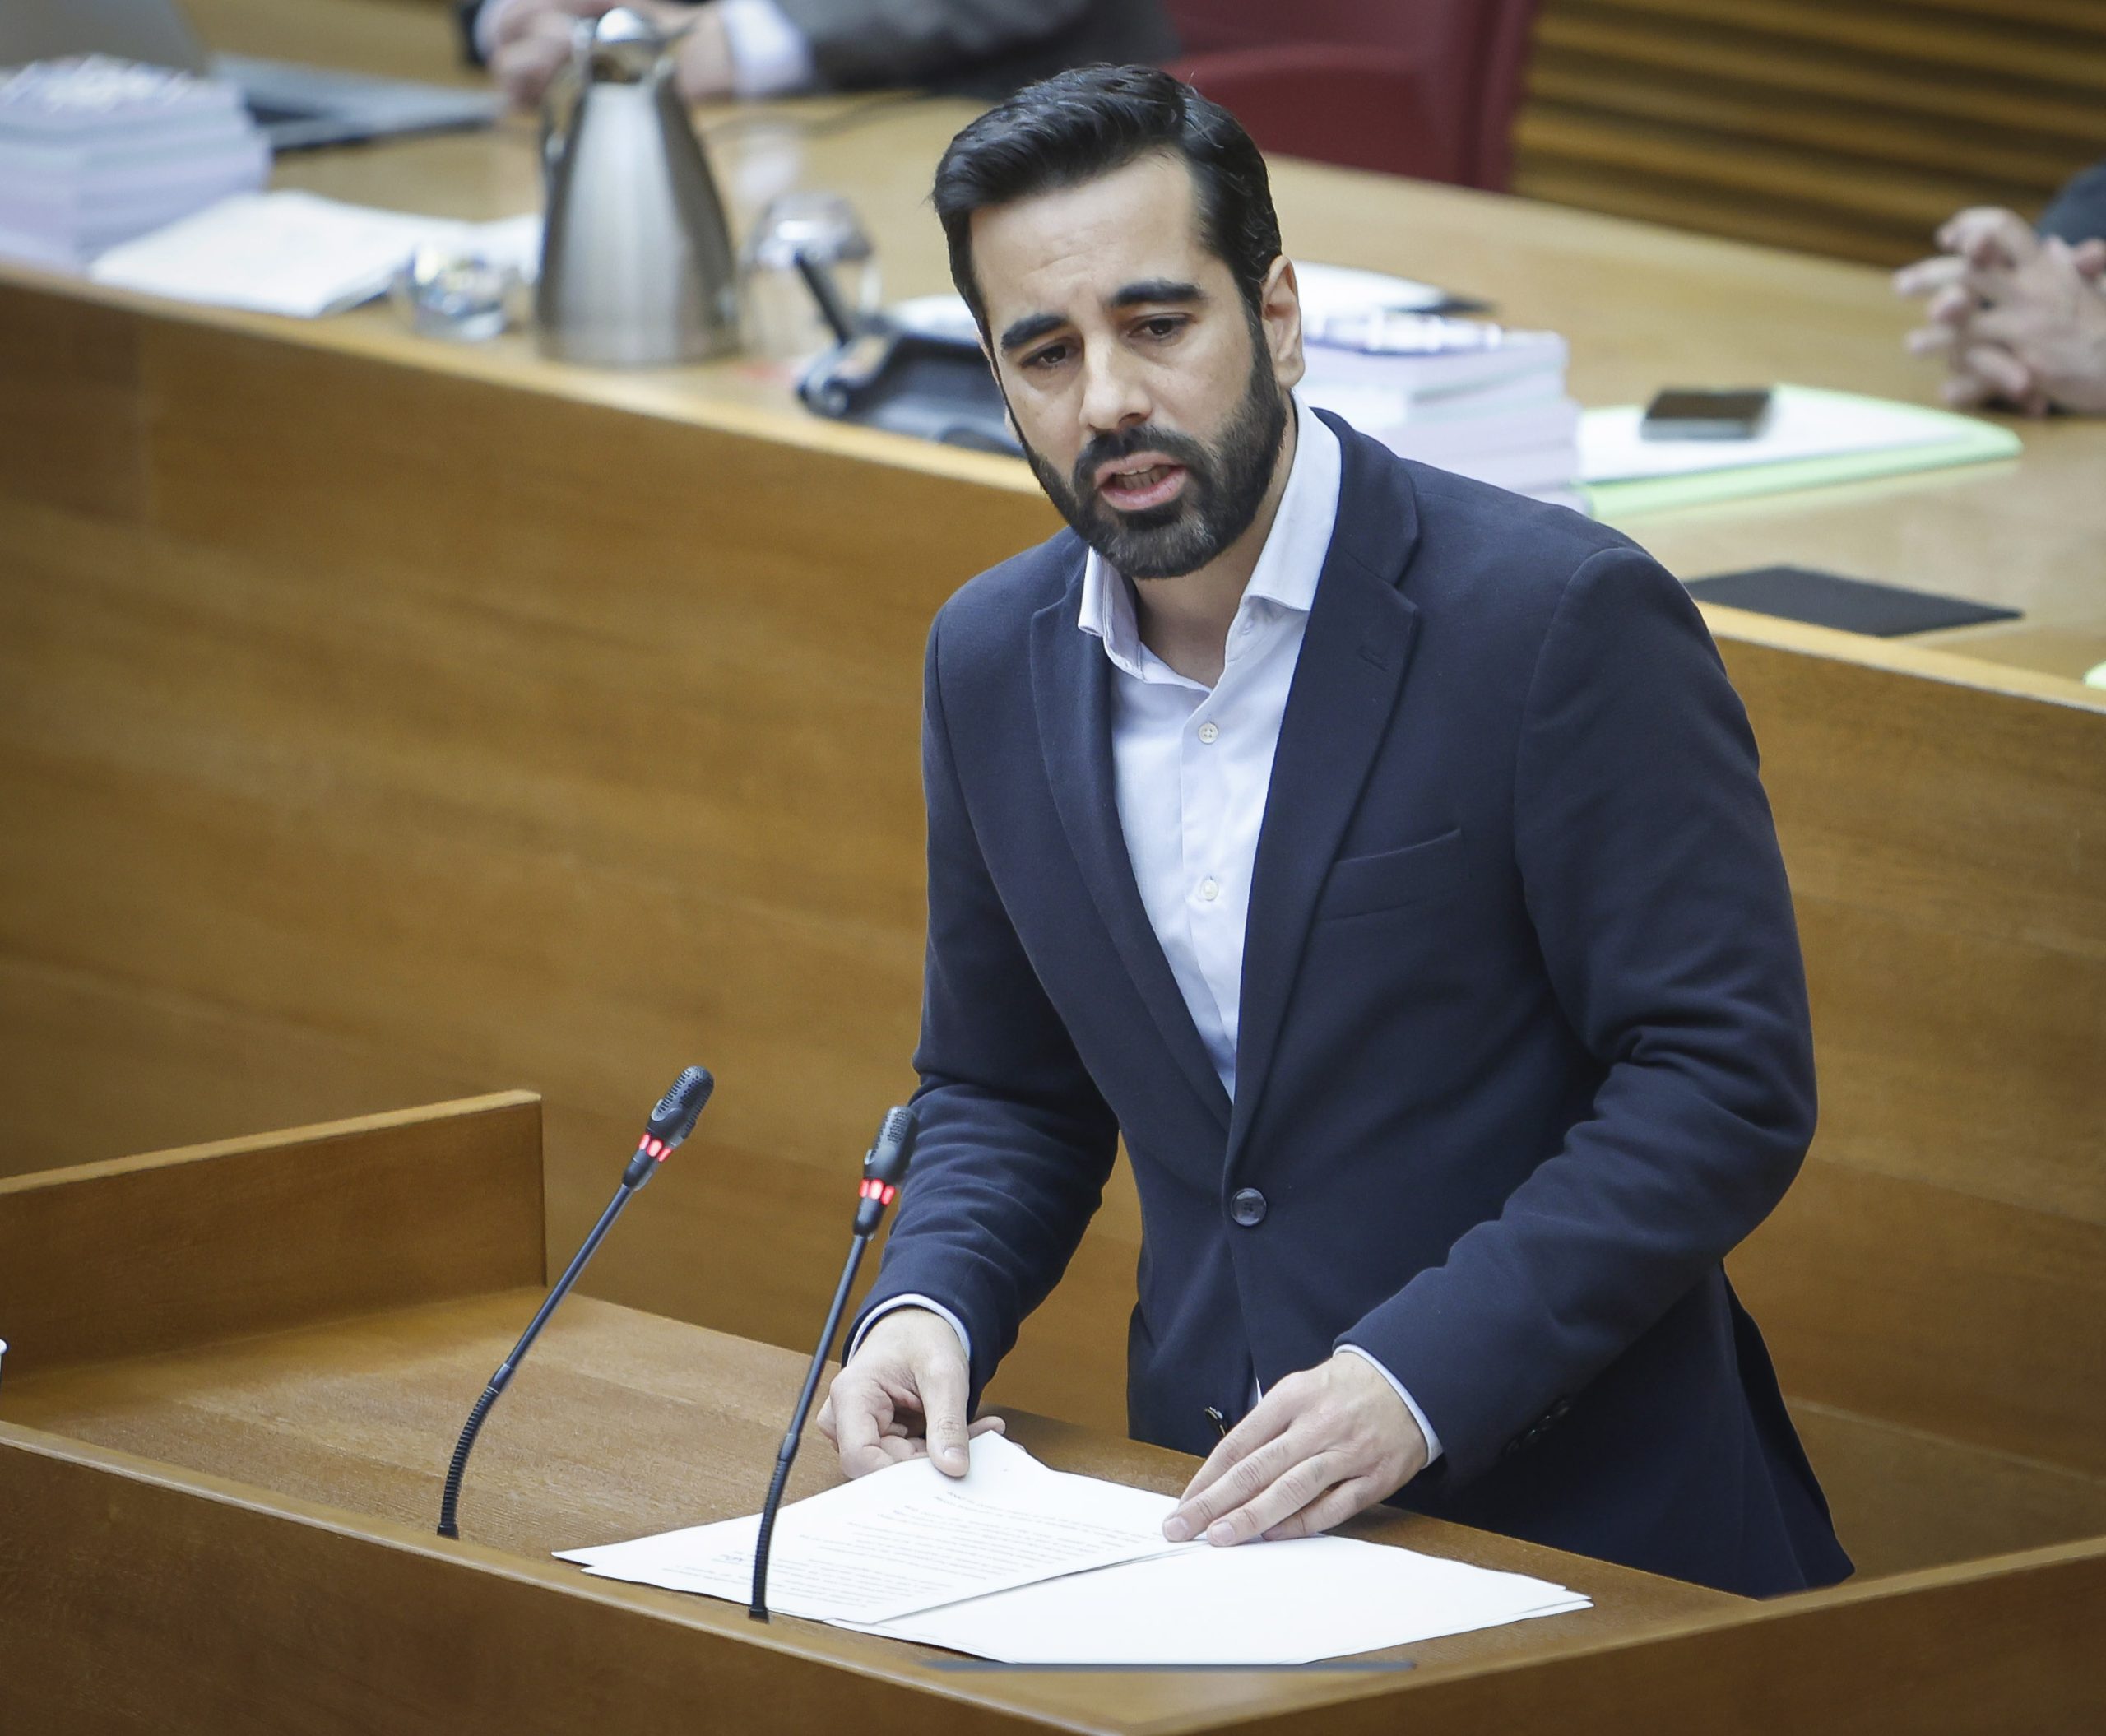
[1163, 1353, 1429, 1546]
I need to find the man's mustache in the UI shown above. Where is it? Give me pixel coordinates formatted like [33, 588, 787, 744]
[1072, 425, 1210, 498]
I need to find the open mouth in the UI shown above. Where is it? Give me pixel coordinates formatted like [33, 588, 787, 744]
[1094, 460, 1188, 513]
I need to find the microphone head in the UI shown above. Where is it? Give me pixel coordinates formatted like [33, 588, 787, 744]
[647, 1066, 715, 1149]
[863, 1104, 915, 1189]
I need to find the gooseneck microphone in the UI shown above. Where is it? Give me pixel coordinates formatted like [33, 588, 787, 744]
[749, 1104, 915, 1621]
[437, 1065, 715, 1541]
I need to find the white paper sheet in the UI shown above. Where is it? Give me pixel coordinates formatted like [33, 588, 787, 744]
[847, 1534, 1592, 1666]
[1291, 259, 1458, 323]
[1580, 384, 1960, 484]
[557, 1434, 1194, 1625]
[87, 190, 540, 317]
[559, 1435, 1593, 1663]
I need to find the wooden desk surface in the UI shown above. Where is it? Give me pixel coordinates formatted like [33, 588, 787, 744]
[13, 0, 2102, 687]
[0, 1289, 1733, 1734]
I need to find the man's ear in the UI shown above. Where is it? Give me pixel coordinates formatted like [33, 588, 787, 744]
[1262, 255, 1306, 390]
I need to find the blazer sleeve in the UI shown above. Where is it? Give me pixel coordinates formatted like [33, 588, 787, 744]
[768, 0, 1092, 88]
[2039, 159, 2106, 245]
[455, 1, 488, 65]
[850, 610, 1120, 1408]
[1337, 545, 1818, 1487]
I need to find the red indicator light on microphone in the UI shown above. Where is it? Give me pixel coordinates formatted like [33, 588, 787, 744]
[644, 1137, 666, 1160]
[880, 1185, 897, 1206]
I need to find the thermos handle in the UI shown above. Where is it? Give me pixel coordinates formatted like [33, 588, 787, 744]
[538, 16, 595, 190]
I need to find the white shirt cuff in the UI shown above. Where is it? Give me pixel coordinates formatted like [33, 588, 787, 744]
[718, 0, 819, 96]
[849, 1293, 972, 1365]
[1335, 1345, 1445, 1464]
[473, 0, 528, 61]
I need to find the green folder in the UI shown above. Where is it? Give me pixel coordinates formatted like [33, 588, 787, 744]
[1581, 386, 2023, 518]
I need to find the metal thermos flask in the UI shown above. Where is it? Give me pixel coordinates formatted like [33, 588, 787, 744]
[536, 7, 740, 365]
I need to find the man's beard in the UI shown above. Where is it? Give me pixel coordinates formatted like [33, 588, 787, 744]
[1016, 328, 1289, 581]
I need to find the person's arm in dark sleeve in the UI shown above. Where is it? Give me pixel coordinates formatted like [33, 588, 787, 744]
[456, 0, 490, 64]
[851, 610, 1120, 1409]
[1337, 545, 1818, 1488]
[2039, 160, 2106, 246]
[768, 0, 1092, 89]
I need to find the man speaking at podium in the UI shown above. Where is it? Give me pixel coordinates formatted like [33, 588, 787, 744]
[819, 67, 1853, 1599]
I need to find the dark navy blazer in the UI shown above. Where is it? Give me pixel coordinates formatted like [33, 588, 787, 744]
[857, 414, 1853, 1598]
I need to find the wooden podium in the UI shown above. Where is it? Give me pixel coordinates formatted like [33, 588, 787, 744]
[1, 1094, 2098, 1734]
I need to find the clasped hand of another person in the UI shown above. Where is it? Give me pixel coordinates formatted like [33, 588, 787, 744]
[486, 0, 735, 109]
[1895, 207, 2106, 415]
[819, 1309, 1429, 1545]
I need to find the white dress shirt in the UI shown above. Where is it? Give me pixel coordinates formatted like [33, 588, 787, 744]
[867, 397, 1441, 1463]
[478, 0, 819, 97]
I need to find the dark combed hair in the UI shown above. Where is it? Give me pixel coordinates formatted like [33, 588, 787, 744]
[932, 65, 1283, 332]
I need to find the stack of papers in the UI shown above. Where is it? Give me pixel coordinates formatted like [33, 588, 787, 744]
[88, 190, 541, 318]
[0, 57, 268, 273]
[1580, 384, 2023, 515]
[1298, 313, 1581, 508]
[1290, 259, 1474, 323]
[559, 1434, 1589, 1666]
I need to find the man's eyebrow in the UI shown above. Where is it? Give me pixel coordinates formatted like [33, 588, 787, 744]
[999, 312, 1067, 353]
[1110, 278, 1205, 309]
[996, 281, 1209, 352]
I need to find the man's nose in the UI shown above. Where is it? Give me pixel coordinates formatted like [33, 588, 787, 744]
[1079, 346, 1152, 438]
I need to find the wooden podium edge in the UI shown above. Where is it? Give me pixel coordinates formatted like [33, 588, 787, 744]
[1226, 1536, 2106, 1736]
[0, 1089, 546, 1195]
[0, 1422, 1059, 1736]
[0, 1093, 547, 1380]
[4, 1413, 2099, 1736]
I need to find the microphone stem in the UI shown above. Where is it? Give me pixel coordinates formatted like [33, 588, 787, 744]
[437, 1176, 638, 1539]
[749, 1231, 870, 1620]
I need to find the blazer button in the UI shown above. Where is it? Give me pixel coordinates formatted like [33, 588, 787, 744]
[1230, 1188, 1268, 1227]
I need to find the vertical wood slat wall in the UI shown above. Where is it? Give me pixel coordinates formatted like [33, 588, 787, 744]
[1515, 0, 2106, 265]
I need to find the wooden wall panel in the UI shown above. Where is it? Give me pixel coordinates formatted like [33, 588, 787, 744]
[1715, 632, 2105, 1226]
[0, 304, 1045, 1182]
[1731, 1159, 2106, 1476]
[1791, 1403, 2106, 1577]
[0, 289, 147, 522]
[1518, 0, 2106, 264]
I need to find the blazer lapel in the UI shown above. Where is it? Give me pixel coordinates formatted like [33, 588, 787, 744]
[1228, 425, 1424, 1169]
[1031, 566, 1234, 1135]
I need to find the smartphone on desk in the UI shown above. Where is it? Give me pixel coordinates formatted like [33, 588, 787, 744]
[1640, 387, 1774, 439]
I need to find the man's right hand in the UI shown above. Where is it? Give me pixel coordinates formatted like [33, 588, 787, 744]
[815, 1307, 1004, 1479]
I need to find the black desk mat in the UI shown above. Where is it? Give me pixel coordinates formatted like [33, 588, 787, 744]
[1687, 565, 2020, 636]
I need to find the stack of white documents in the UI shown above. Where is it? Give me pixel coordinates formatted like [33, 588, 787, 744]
[1299, 311, 1582, 510]
[88, 190, 542, 318]
[0, 57, 268, 273]
[559, 1434, 1589, 1666]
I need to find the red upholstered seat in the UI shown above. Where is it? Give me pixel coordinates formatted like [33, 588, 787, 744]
[1163, 44, 1463, 186]
[1163, 1, 1542, 191]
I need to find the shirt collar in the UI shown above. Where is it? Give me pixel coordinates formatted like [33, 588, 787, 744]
[1079, 393, 1342, 678]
